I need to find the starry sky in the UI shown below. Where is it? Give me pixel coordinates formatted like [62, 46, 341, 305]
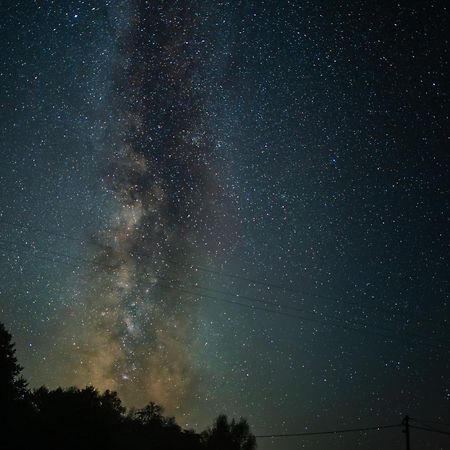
[0, 1, 449, 449]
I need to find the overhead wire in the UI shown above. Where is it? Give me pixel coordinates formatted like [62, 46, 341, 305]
[410, 418, 450, 428]
[0, 224, 442, 338]
[155, 281, 450, 352]
[1, 238, 449, 353]
[409, 425, 450, 436]
[255, 423, 401, 438]
[2, 217, 441, 321]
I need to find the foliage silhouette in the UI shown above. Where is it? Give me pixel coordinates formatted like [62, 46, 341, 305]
[0, 322, 256, 450]
[0, 322, 32, 450]
[202, 414, 257, 450]
[0, 322, 27, 403]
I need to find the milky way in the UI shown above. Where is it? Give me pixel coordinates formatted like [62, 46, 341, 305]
[2, 1, 449, 448]
[67, 1, 224, 414]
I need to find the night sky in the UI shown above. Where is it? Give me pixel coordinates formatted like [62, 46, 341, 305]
[1, 1, 449, 449]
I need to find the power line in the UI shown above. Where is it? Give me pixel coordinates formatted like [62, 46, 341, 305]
[411, 418, 450, 428]
[0, 218, 90, 245]
[9, 218, 450, 340]
[0, 238, 116, 271]
[255, 423, 400, 438]
[155, 282, 450, 352]
[1, 240, 449, 353]
[2, 218, 442, 323]
[3, 218, 449, 340]
[3, 237, 448, 352]
[3, 231, 447, 349]
[157, 277, 450, 349]
[1, 217, 449, 350]
[0, 241, 410, 351]
[410, 425, 450, 436]
[165, 256, 410, 317]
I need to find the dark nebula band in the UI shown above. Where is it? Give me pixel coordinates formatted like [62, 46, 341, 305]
[71, 1, 222, 414]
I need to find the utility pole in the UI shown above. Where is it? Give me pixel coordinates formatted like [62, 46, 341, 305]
[402, 415, 410, 450]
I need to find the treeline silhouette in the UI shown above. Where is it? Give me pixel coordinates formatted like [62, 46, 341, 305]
[0, 322, 256, 450]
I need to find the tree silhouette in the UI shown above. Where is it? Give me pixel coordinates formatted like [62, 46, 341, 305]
[135, 401, 166, 425]
[0, 322, 256, 450]
[0, 322, 31, 449]
[202, 414, 257, 450]
[0, 322, 27, 402]
[29, 386, 127, 449]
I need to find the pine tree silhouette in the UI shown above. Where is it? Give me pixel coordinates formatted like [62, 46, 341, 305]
[0, 322, 256, 450]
